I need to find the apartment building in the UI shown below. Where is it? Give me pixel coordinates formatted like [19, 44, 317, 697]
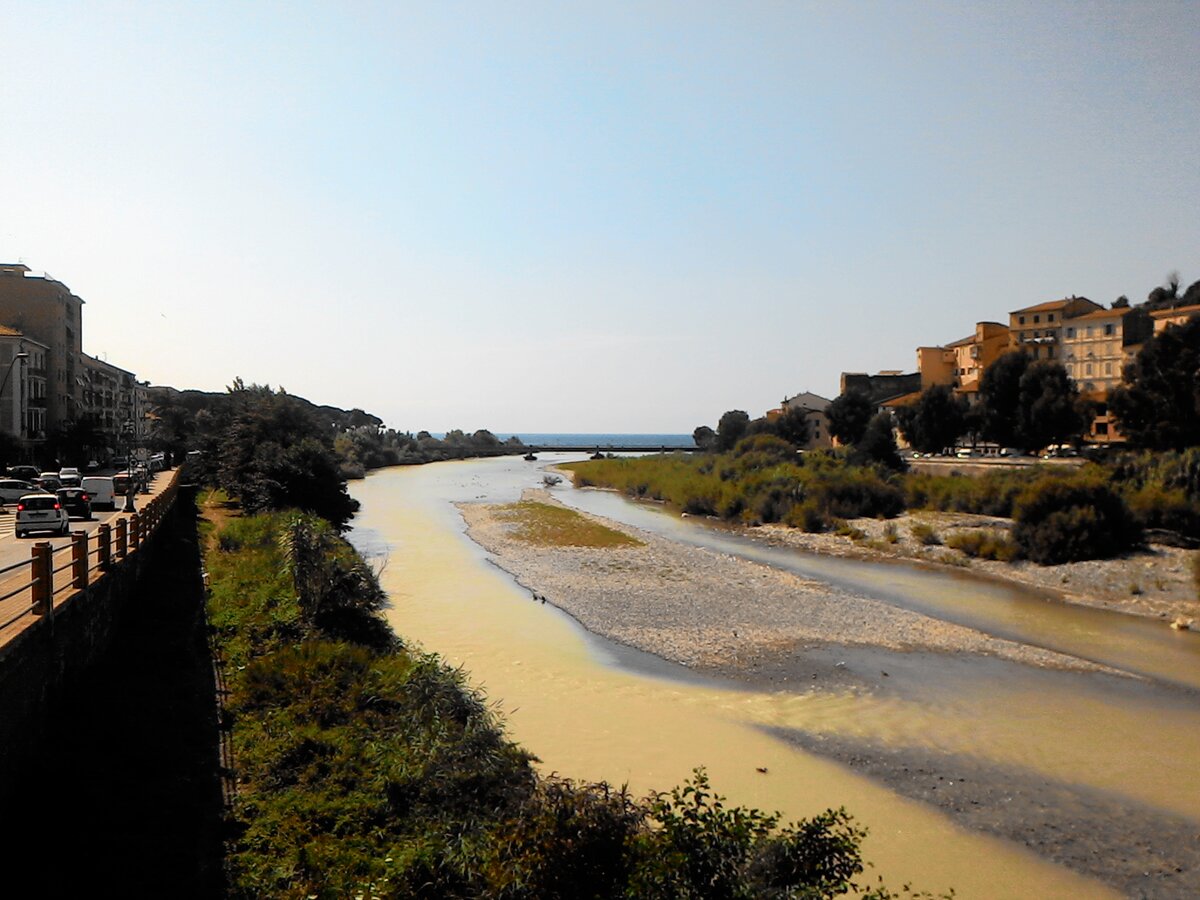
[916, 321, 1009, 399]
[0, 263, 85, 434]
[1061, 306, 1151, 443]
[0, 328, 50, 447]
[81, 354, 140, 455]
[778, 390, 834, 449]
[1008, 296, 1102, 361]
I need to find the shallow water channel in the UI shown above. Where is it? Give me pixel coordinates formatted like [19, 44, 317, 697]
[347, 455, 1199, 898]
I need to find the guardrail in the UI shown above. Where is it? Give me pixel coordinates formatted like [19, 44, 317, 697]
[0, 471, 181, 642]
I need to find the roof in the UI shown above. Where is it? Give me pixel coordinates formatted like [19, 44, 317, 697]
[1150, 303, 1200, 319]
[943, 334, 976, 348]
[781, 390, 832, 411]
[1009, 297, 1098, 316]
[881, 391, 921, 408]
[1066, 307, 1131, 322]
[0, 325, 24, 337]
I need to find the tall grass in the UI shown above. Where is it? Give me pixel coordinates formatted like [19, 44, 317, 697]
[564, 448, 904, 531]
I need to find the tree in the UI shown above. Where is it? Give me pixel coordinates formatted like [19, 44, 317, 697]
[852, 412, 904, 470]
[715, 410, 750, 452]
[894, 385, 967, 454]
[692, 425, 716, 451]
[977, 351, 1028, 448]
[773, 407, 811, 449]
[825, 391, 874, 446]
[1109, 317, 1200, 450]
[1017, 360, 1084, 452]
[211, 382, 359, 529]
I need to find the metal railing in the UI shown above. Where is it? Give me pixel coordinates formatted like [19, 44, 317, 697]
[0, 469, 182, 646]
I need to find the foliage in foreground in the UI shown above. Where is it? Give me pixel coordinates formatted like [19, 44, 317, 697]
[208, 508, 922, 898]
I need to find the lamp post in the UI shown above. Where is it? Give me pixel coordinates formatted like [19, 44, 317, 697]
[122, 418, 136, 512]
[0, 352, 29, 456]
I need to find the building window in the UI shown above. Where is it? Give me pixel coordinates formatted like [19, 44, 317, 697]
[1018, 316, 1025, 325]
[1104, 362, 1112, 375]
[1096, 422, 1109, 435]
[1066, 327, 1075, 338]
[1086, 326, 1094, 337]
[1085, 363, 1093, 375]
[1049, 313, 1055, 322]
[1105, 323, 1114, 336]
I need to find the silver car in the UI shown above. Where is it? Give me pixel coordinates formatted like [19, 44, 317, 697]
[0, 478, 35, 503]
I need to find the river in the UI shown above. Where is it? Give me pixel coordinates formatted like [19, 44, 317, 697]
[347, 455, 1199, 898]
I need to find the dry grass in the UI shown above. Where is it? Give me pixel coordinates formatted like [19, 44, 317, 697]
[495, 501, 644, 548]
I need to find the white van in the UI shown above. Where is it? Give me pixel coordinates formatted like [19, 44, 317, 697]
[80, 476, 116, 510]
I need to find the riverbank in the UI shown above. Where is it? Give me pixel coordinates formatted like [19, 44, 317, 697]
[457, 489, 1200, 897]
[752, 510, 1200, 624]
[458, 490, 1112, 679]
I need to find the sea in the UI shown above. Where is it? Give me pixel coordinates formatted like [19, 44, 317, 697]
[493, 433, 695, 448]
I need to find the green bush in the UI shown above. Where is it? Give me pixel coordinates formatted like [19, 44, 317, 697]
[1012, 478, 1142, 565]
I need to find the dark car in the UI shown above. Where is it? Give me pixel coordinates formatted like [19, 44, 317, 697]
[56, 487, 93, 520]
[7, 465, 40, 483]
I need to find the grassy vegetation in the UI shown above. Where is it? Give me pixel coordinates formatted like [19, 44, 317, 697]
[496, 501, 643, 548]
[567, 449, 1171, 566]
[945, 530, 1019, 562]
[205, 501, 918, 898]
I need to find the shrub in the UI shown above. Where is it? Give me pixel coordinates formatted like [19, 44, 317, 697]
[1193, 552, 1200, 601]
[946, 530, 1018, 562]
[1013, 478, 1142, 565]
[786, 500, 829, 533]
[882, 523, 899, 544]
[834, 520, 866, 541]
[910, 522, 942, 546]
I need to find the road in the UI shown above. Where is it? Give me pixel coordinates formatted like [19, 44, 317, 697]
[0, 469, 177, 646]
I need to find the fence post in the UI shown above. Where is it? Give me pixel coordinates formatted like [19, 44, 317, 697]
[71, 531, 88, 590]
[98, 523, 112, 569]
[31, 542, 52, 616]
[129, 512, 141, 550]
[115, 518, 128, 559]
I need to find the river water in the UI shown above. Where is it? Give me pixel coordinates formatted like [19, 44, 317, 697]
[347, 455, 1200, 898]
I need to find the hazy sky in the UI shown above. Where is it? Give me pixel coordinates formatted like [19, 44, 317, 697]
[2, 2, 1197, 433]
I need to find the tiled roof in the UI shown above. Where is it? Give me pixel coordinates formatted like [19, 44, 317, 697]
[0, 325, 24, 337]
[1066, 308, 1129, 322]
[1150, 303, 1200, 318]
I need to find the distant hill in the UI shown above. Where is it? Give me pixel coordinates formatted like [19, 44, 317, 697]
[148, 385, 384, 431]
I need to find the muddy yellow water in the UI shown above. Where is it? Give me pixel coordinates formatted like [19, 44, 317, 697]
[347, 459, 1147, 897]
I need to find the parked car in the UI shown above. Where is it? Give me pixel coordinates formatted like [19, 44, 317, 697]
[0, 478, 36, 504]
[56, 487, 93, 520]
[14, 493, 70, 537]
[7, 465, 40, 482]
[80, 476, 116, 510]
[998, 447, 1024, 458]
[955, 448, 980, 459]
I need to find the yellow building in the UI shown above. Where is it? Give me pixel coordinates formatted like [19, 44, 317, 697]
[1150, 303, 1200, 334]
[917, 321, 1009, 399]
[1008, 296, 1101, 362]
[1061, 306, 1151, 443]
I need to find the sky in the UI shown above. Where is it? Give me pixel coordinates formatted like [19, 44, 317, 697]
[1, 2, 1198, 434]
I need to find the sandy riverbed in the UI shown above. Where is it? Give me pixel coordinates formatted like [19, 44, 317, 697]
[458, 490, 1110, 677]
[456, 489, 1200, 897]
